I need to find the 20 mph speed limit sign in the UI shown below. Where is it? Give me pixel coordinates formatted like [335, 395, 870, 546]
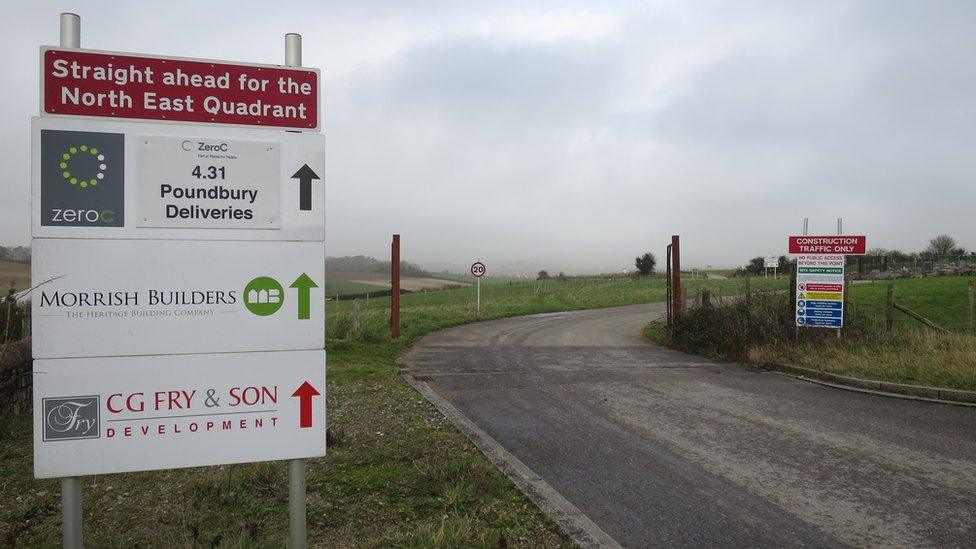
[470, 261, 486, 277]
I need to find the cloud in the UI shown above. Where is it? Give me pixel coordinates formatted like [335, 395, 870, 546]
[2, 1, 974, 271]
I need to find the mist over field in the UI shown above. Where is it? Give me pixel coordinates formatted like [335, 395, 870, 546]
[2, 1, 974, 271]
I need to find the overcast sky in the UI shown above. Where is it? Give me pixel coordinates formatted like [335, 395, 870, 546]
[2, 1, 973, 271]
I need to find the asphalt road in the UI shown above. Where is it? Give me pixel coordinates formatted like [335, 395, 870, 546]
[403, 303, 976, 548]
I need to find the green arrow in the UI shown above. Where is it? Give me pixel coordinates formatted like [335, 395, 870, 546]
[290, 273, 318, 320]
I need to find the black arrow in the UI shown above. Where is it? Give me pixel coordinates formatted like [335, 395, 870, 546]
[291, 164, 320, 211]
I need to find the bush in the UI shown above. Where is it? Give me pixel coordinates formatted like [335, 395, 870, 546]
[1, 286, 29, 344]
[669, 292, 795, 360]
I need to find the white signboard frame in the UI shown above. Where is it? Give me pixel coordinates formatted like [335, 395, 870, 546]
[34, 350, 325, 478]
[32, 239, 325, 359]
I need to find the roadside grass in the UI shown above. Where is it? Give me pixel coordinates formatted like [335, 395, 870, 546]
[747, 331, 976, 390]
[648, 276, 976, 391]
[1, 275, 785, 546]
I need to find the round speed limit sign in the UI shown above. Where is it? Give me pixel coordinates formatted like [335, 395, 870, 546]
[470, 261, 486, 278]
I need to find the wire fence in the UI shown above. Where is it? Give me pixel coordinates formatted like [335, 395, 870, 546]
[848, 254, 976, 279]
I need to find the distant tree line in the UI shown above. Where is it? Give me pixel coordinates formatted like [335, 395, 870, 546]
[737, 234, 972, 276]
[325, 255, 430, 277]
[0, 246, 30, 263]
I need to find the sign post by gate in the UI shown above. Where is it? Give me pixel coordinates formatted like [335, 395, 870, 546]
[32, 15, 325, 548]
[471, 261, 486, 317]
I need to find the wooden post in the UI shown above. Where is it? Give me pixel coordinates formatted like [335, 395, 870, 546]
[671, 235, 682, 320]
[391, 234, 400, 340]
[886, 284, 894, 333]
[968, 282, 974, 335]
[745, 275, 751, 300]
[352, 300, 362, 334]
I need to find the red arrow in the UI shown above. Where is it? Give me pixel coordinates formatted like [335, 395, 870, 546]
[291, 381, 321, 428]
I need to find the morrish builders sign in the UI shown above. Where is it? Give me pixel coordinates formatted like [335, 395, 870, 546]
[789, 235, 867, 255]
[41, 47, 320, 130]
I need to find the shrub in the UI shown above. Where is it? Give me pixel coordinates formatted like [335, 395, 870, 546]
[669, 292, 795, 360]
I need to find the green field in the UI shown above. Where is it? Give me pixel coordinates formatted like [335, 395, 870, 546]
[326, 275, 787, 344]
[0, 260, 29, 292]
[323, 277, 386, 296]
[1, 274, 786, 546]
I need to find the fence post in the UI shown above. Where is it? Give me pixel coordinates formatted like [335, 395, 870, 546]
[886, 284, 895, 333]
[968, 282, 974, 335]
[391, 234, 400, 340]
[352, 300, 361, 334]
[745, 275, 751, 300]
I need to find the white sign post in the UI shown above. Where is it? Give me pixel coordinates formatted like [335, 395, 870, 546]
[32, 15, 325, 548]
[471, 261, 486, 317]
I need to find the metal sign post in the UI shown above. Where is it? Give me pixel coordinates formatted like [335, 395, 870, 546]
[59, 13, 84, 549]
[285, 32, 307, 549]
[470, 261, 486, 316]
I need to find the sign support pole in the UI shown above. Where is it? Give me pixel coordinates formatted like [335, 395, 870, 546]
[285, 31, 308, 549]
[59, 12, 85, 549]
[476, 276, 481, 317]
[837, 218, 843, 339]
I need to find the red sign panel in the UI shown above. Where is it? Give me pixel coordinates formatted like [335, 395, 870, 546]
[789, 236, 866, 255]
[804, 283, 843, 292]
[41, 47, 319, 130]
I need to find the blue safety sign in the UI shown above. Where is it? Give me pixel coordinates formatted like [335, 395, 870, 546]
[796, 315, 843, 327]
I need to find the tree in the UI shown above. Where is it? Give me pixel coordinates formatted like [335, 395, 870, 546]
[745, 256, 765, 276]
[634, 252, 656, 276]
[537, 270, 550, 280]
[777, 255, 791, 272]
[926, 234, 964, 256]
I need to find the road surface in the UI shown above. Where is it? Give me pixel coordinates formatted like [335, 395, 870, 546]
[402, 303, 976, 548]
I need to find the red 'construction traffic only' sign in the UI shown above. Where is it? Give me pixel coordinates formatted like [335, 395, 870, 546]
[788, 235, 866, 255]
[41, 47, 320, 129]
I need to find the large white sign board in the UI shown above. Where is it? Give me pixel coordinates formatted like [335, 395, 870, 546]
[31, 117, 324, 241]
[32, 239, 325, 358]
[33, 350, 325, 478]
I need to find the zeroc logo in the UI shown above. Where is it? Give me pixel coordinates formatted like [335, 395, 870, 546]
[181, 140, 229, 152]
[41, 130, 124, 227]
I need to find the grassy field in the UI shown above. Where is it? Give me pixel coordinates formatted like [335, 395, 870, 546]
[0, 260, 29, 292]
[324, 277, 386, 297]
[1, 275, 785, 546]
[648, 276, 976, 391]
[847, 277, 974, 333]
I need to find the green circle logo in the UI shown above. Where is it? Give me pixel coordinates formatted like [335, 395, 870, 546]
[60, 144, 108, 189]
[244, 276, 284, 316]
